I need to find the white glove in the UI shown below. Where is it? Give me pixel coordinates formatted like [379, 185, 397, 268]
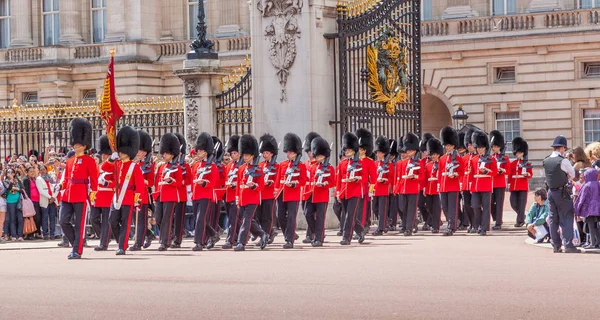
[110, 152, 119, 161]
[98, 177, 106, 186]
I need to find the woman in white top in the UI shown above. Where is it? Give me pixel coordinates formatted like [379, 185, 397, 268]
[36, 164, 58, 240]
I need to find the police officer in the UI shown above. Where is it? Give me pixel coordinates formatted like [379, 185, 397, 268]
[543, 136, 580, 253]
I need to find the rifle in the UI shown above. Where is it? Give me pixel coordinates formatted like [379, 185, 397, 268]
[402, 157, 421, 179]
[226, 158, 244, 187]
[158, 159, 178, 185]
[140, 152, 153, 175]
[245, 155, 262, 186]
[442, 150, 460, 177]
[195, 142, 221, 183]
[283, 154, 303, 185]
[344, 152, 362, 182]
[513, 156, 533, 179]
[377, 153, 390, 181]
[178, 145, 186, 175]
[315, 156, 331, 186]
[474, 152, 493, 178]
[263, 152, 278, 184]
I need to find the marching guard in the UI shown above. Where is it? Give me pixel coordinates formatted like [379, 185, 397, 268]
[355, 128, 377, 232]
[59, 118, 99, 259]
[372, 136, 394, 236]
[302, 132, 321, 244]
[394, 133, 425, 236]
[438, 126, 463, 236]
[172, 133, 192, 249]
[418, 133, 434, 231]
[509, 137, 532, 227]
[258, 134, 279, 242]
[307, 137, 335, 246]
[210, 136, 226, 239]
[131, 130, 155, 251]
[223, 135, 242, 249]
[388, 138, 404, 231]
[462, 128, 477, 232]
[333, 150, 347, 236]
[425, 138, 444, 233]
[91, 135, 114, 251]
[469, 131, 498, 236]
[109, 126, 145, 255]
[490, 130, 510, 230]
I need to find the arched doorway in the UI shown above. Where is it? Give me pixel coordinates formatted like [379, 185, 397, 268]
[421, 93, 452, 137]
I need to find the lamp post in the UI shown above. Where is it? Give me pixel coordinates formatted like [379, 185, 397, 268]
[188, 0, 217, 59]
[452, 105, 468, 130]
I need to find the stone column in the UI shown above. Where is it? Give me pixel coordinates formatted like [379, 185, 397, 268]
[104, 0, 126, 42]
[9, 0, 33, 47]
[160, 0, 173, 41]
[58, 0, 84, 45]
[216, 0, 242, 37]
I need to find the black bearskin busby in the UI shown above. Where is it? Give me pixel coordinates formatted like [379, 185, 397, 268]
[174, 133, 187, 155]
[69, 118, 93, 150]
[457, 132, 466, 150]
[374, 136, 390, 155]
[403, 133, 420, 151]
[195, 132, 214, 155]
[116, 126, 140, 160]
[489, 130, 505, 150]
[472, 131, 489, 151]
[97, 135, 112, 155]
[283, 133, 303, 154]
[512, 137, 529, 156]
[419, 133, 435, 152]
[464, 128, 475, 147]
[397, 136, 405, 154]
[342, 132, 359, 153]
[259, 134, 278, 155]
[159, 133, 181, 157]
[239, 134, 259, 158]
[311, 137, 331, 158]
[212, 136, 224, 159]
[440, 126, 459, 148]
[389, 139, 399, 157]
[356, 128, 374, 155]
[137, 130, 153, 154]
[226, 135, 240, 154]
[304, 132, 321, 153]
[427, 138, 444, 156]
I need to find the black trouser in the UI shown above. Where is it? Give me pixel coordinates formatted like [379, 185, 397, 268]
[257, 199, 276, 237]
[225, 201, 240, 244]
[32, 201, 42, 236]
[155, 200, 176, 247]
[398, 194, 418, 231]
[304, 197, 317, 239]
[491, 187, 505, 226]
[440, 192, 459, 231]
[389, 194, 399, 227]
[90, 206, 112, 248]
[59, 201, 87, 255]
[278, 200, 299, 244]
[194, 199, 216, 245]
[237, 204, 265, 246]
[471, 192, 491, 232]
[510, 190, 528, 225]
[458, 192, 467, 227]
[418, 191, 429, 227]
[425, 194, 441, 231]
[548, 189, 575, 249]
[342, 197, 364, 242]
[110, 205, 134, 251]
[364, 197, 372, 228]
[372, 195, 389, 232]
[585, 217, 600, 246]
[172, 202, 186, 245]
[312, 202, 328, 242]
[462, 191, 475, 227]
[333, 198, 344, 233]
[133, 204, 150, 248]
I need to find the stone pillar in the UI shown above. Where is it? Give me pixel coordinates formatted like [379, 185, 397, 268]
[215, 0, 242, 37]
[174, 58, 227, 144]
[104, 0, 126, 42]
[160, 0, 174, 41]
[58, 0, 84, 45]
[9, 0, 33, 47]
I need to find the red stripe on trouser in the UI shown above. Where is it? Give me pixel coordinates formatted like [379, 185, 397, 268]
[178, 203, 185, 242]
[104, 208, 111, 248]
[77, 202, 88, 255]
[361, 198, 367, 226]
[165, 204, 175, 245]
[291, 202, 299, 244]
[320, 204, 328, 242]
[382, 198, 388, 230]
[454, 193, 459, 231]
[349, 199, 358, 241]
[244, 206, 258, 245]
[232, 207, 239, 242]
[270, 200, 276, 235]
[487, 193, 492, 231]
[200, 202, 209, 244]
[123, 206, 134, 249]
[413, 194, 419, 229]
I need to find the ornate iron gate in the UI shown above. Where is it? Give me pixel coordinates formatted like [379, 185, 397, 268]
[216, 67, 252, 142]
[331, 0, 422, 151]
[0, 97, 184, 160]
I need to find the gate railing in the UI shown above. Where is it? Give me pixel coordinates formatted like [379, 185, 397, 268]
[215, 63, 252, 142]
[0, 97, 184, 160]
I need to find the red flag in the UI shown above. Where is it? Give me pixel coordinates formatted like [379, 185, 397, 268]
[99, 49, 124, 152]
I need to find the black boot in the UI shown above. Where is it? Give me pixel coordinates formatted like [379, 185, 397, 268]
[234, 243, 245, 251]
[283, 241, 294, 249]
[129, 245, 141, 251]
[115, 249, 126, 255]
[67, 252, 81, 260]
[192, 244, 203, 251]
[222, 242, 233, 250]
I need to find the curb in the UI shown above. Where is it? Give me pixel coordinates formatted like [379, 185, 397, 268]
[524, 238, 600, 254]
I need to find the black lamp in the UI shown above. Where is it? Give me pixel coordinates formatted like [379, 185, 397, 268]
[452, 105, 468, 129]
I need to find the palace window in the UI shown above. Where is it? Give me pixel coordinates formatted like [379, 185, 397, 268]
[492, 0, 516, 16]
[22, 92, 38, 105]
[422, 0, 432, 21]
[583, 62, 600, 78]
[42, 0, 60, 46]
[495, 112, 520, 152]
[0, 0, 9, 49]
[580, 0, 600, 9]
[82, 90, 97, 102]
[584, 109, 600, 145]
[495, 66, 516, 83]
[91, 0, 107, 43]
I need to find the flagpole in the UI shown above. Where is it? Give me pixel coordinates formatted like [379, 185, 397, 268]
[110, 48, 121, 198]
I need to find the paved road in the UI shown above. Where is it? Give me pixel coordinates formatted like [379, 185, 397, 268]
[1, 215, 598, 320]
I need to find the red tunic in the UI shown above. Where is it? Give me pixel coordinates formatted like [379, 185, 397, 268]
[260, 160, 279, 201]
[62, 154, 98, 203]
[438, 153, 463, 193]
[224, 161, 242, 203]
[508, 159, 532, 191]
[191, 160, 219, 201]
[276, 159, 308, 202]
[469, 155, 498, 193]
[302, 159, 318, 201]
[425, 161, 440, 196]
[94, 161, 115, 208]
[139, 161, 154, 205]
[335, 163, 345, 199]
[113, 161, 145, 206]
[461, 153, 477, 192]
[373, 160, 395, 197]
[309, 163, 336, 203]
[360, 157, 378, 196]
[394, 158, 425, 195]
[336, 158, 369, 199]
[177, 163, 192, 203]
[153, 162, 183, 202]
[419, 157, 431, 191]
[237, 163, 264, 206]
[492, 153, 510, 189]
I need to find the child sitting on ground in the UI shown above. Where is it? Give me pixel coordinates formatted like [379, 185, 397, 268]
[525, 189, 550, 243]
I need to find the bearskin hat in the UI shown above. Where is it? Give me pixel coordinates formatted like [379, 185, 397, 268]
[419, 133, 435, 152]
[374, 136, 390, 155]
[116, 126, 140, 160]
[159, 133, 181, 157]
[389, 139, 399, 157]
[427, 138, 444, 156]
[259, 134, 278, 155]
[457, 132, 466, 150]
[397, 136, 406, 153]
[464, 128, 475, 147]
[282, 133, 303, 154]
[472, 130, 489, 151]
[356, 128, 374, 155]
[440, 126, 459, 148]
[174, 133, 187, 155]
[97, 135, 112, 155]
[69, 118, 93, 150]
[212, 136, 224, 159]
[304, 132, 321, 153]
[512, 137, 529, 156]
[311, 137, 331, 158]
[239, 134, 259, 158]
[137, 130, 153, 154]
[489, 130, 505, 150]
[226, 135, 240, 154]
[195, 132, 214, 155]
[403, 133, 420, 151]
[342, 132, 359, 153]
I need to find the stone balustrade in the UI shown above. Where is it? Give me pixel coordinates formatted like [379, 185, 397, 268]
[422, 9, 600, 38]
[4, 47, 43, 63]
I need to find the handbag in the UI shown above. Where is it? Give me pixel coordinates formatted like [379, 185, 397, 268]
[23, 217, 37, 235]
[21, 192, 37, 218]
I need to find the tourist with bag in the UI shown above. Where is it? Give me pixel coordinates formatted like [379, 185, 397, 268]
[3, 168, 24, 241]
[23, 167, 43, 239]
